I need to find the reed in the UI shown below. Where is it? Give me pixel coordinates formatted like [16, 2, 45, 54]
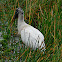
[0, 0, 61, 62]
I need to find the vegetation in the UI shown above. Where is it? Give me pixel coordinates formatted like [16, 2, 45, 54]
[0, 0, 61, 62]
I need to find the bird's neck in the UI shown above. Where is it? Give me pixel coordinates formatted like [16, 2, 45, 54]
[18, 15, 24, 26]
[18, 15, 27, 29]
[18, 14, 24, 21]
[17, 16, 27, 34]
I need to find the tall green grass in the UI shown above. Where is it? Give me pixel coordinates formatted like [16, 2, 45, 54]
[0, 0, 61, 62]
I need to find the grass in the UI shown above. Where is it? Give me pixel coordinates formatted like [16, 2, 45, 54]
[0, 0, 62, 62]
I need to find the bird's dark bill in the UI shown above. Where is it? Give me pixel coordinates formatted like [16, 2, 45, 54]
[13, 9, 19, 19]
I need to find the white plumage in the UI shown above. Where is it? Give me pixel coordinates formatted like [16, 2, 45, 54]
[12, 8, 45, 51]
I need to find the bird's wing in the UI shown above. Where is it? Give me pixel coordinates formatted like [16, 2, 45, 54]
[21, 26, 45, 49]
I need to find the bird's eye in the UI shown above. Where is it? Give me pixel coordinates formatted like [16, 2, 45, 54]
[21, 12, 23, 14]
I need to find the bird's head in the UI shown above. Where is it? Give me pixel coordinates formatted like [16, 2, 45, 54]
[11, 7, 24, 25]
[13, 7, 24, 19]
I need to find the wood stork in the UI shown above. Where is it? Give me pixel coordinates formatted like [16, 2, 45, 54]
[12, 8, 46, 52]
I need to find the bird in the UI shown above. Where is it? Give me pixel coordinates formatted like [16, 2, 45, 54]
[12, 7, 46, 52]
